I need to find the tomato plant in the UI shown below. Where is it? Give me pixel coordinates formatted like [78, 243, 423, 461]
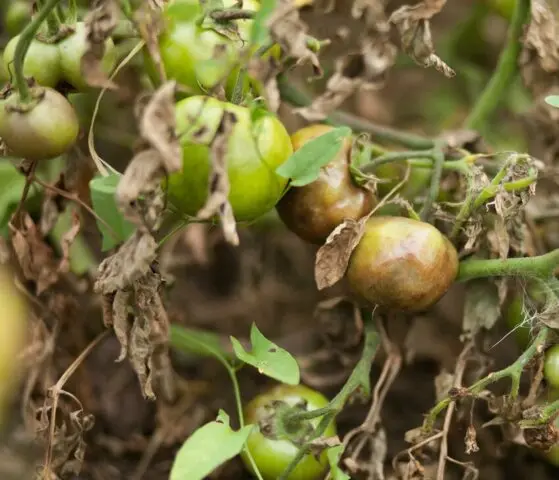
[373, 161, 432, 200]
[0, 86, 80, 160]
[346, 216, 459, 312]
[3, 0, 31, 37]
[276, 124, 376, 244]
[3, 35, 62, 88]
[57, 22, 117, 91]
[146, 0, 259, 94]
[241, 384, 337, 480]
[167, 95, 292, 222]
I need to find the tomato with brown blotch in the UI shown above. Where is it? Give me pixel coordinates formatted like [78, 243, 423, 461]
[346, 216, 459, 312]
[276, 124, 376, 245]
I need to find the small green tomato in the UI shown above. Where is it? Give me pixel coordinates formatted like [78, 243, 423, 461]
[241, 384, 337, 480]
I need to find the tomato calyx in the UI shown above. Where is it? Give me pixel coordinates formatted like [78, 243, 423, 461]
[1, 83, 45, 112]
[35, 23, 76, 44]
[257, 399, 317, 447]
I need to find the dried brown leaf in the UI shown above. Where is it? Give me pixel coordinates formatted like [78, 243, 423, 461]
[389, 0, 455, 78]
[11, 214, 59, 294]
[82, 0, 120, 89]
[135, 4, 167, 85]
[465, 425, 480, 455]
[57, 211, 81, 275]
[138, 81, 181, 172]
[196, 110, 239, 246]
[315, 217, 368, 290]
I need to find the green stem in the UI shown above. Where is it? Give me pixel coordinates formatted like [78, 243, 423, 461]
[464, 0, 531, 130]
[457, 249, 559, 282]
[278, 310, 380, 480]
[277, 75, 435, 150]
[423, 327, 550, 432]
[13, 0, 62, 103]
[520, 398, 559, 427]
[420, 146, 444, 221]
[360, 149, 436, 172]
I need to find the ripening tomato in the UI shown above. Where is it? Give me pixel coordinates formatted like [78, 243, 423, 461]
[167, 95, 292, 222]
[241, 384, 337, 480]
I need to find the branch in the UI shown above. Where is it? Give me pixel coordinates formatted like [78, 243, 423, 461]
[464, 0, 531, 130]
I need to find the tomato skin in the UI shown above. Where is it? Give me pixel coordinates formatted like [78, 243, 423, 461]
[241, 384, 337, 480]
[347, 216, 458, 312]
[3, 36, 62, 88]
[544, 345, 559, 390]
[0, 266, 28, 427]
[168, 96, 292, 222]
[0, 87, 80, 161]
[57, 22, 117, 91]
[4, 0, 31, 37]
[150, 0, 258, 94]
[276, 124, 376, 245]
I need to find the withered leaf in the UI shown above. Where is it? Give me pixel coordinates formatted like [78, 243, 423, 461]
[462, 279, 501, 338]
[135, 3, 167, 85]
[389, 0, 455, 78]
[82, 0, 120, 90]
[139, 81, 182, 173]
[196, 110, 240, 246]
[315, 217, 368, 290]
[57, 210, 82, 276]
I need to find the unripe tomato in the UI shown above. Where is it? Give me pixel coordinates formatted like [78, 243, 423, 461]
[0, 53, 8, 84]
[57, 22, 118, 91]
[241, 384, 337, 480]
[167, 96, 292, 222]
[373, 162, 431, 200]
[3, 0, 31, 37]
[483, 0, 514, 20]
[276, 124, 376, 245]
[147, 0, 258, 94]
[0, 266, 28, 428]
[544, 345, 559, 390]
[3, 36, 62, 88]
[346, 216, 459, 312]
[0, 87, 80, 161]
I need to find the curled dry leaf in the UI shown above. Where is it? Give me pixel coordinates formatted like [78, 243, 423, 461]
[196, 110, 240, 246]
[268, 0, 322, 76]
[315, 216, 369, 290]
[247, 56, 282, 113]
[389, 0, 455, 78]
[135, 1, 167, 86]
[11, 213, 80, 295]
[82, 0, 120, 90]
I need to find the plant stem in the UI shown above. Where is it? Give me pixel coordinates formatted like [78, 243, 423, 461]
[360, 149, 436, 172]
[457, 249, 559, 282]
[464, 0, 531, 130]
[210, 8, 255, 21]
[277, 75, 435, 150]
[423, 327, 550, 432]
[420, 145, 444, 221]
[278, 310, 380, 480]
[13, 0, 62, 103]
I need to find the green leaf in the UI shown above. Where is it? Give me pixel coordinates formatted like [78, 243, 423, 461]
[170, 410, 254, 480]
[327, 445, 350, 480]
[545, 95, 559, 108]
[169, 324, 235, 362]
[276, 126, 352, 187]
[89, 174, 135, 251]
[230, 323, 300, 385]
[250, 0, 276, 46]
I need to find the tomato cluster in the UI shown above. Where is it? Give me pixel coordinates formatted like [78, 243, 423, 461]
[2, 22, 117, 91]
[241, 384, 337, 480]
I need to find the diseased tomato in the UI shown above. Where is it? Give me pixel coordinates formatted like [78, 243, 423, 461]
[346, 216, 459, 312]
[276, 124, 376, 245]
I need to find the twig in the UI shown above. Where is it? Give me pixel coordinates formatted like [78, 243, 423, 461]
[210, 8, 255, 21]
[464, 0, 531, 130]
[436, 341, 474, 480]
[277, 75, 435, 150]
[420, 145, 445, 221]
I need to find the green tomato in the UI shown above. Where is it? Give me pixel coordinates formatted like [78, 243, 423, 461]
[0, 86, 80, 161]
[3, 0, 31, 37]
[241, 384, 337, 480]
[544, 345, 559, 390]
[3, 36, 62, 88]
[168, 95, 292, 222]
[484, 0, 514, 20]
[57, 22, 118, 91]
[0, 52, 8, 84]
[373, 162, 431, 200]
[147, 0, 258, 94]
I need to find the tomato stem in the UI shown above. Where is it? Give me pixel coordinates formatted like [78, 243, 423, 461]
[278, 309, 380, 480]
[420, 144, 445, 221]
[13, 0, 63, 103]
[423, 326, 550, 433]
[277, 75, 436, 149]
[464, 0, 530, 131]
